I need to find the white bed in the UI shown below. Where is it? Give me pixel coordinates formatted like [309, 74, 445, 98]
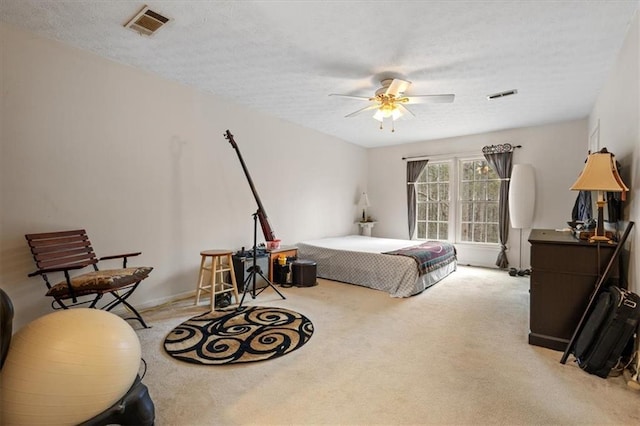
[296, 235, 457, 297]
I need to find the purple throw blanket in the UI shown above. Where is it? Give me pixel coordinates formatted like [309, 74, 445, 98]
[383, 241, 457, 275]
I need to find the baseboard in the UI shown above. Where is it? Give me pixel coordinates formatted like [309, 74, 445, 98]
[108, 290, 196, 317]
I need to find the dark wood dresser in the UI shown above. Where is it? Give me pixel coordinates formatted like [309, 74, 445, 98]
[528, 229, 619, 351]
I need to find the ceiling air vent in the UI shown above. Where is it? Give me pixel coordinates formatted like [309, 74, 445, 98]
[487, 89, 518, 100]
[124, 5, 171, 36]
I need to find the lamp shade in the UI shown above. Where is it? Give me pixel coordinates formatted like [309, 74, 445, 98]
[570, 152, 629, 193]
[358, 192, 370, 208]
[509, 164, 536, 229]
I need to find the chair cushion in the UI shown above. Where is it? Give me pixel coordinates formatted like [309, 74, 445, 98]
[46, 267, 153, 299]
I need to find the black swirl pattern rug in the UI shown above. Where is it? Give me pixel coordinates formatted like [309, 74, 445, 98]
[163, 306, 314, 365]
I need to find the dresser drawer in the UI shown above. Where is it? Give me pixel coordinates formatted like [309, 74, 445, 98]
[530, 271, 595, 340]
[530, 243, 617, 277]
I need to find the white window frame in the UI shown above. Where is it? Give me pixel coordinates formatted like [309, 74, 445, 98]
[413, 155, 500, 246]
[456, 156, 501, 245]
[415, 160, 452, 241]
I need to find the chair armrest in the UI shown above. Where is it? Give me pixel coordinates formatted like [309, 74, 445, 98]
[99, 252, 142, 268]
[99, 252, 142, 261]
[28, 263, 88, 277]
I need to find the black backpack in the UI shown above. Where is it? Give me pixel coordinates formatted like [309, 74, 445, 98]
[573, 286, 640, 378]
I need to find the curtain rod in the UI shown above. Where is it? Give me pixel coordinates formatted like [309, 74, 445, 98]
[402, 151, 483, 161]
[402, 145, 522, 161]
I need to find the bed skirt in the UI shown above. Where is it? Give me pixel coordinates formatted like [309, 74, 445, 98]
[296, 236, 457, 297]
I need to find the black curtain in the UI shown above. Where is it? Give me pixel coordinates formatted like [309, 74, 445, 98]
[406, 160, 428, 239]
[483, 144, 514, 268]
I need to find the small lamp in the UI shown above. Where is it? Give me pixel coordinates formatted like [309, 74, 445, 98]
[570, 151, 628, 242]
[358, 192, 370, 222]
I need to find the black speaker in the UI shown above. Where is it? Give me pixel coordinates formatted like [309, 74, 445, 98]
[232, 253, 269, 292]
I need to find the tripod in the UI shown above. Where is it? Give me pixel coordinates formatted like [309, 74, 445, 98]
[237, 210, 286, 309]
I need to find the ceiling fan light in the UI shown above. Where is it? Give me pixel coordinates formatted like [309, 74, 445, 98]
[373, 104, 403, 122]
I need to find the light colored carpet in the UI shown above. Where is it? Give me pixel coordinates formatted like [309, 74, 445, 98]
[135, 265, 640, 425]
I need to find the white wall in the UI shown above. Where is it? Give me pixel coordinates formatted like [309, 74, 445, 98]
[3, 9, 638, 330]
[367, 120, 588, 268]
[588, 9, 639, 293]
[0, 24, 367, 329]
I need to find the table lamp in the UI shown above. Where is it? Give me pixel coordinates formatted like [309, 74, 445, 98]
[358, 192, 370, 222]
[570, 151, 628, 242]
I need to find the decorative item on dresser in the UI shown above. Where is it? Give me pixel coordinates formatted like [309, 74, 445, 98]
[528, 229, 620, 351]
[569, 149, 628, 242]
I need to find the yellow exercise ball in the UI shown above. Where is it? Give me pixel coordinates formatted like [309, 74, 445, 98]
[0, 308, 141, 425]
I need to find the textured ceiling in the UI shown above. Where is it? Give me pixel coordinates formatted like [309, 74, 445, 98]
[1, 1, 638, 148]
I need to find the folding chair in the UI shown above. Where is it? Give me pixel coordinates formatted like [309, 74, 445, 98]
[25, 229, 152, 328]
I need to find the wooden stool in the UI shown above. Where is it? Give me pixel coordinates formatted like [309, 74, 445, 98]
[195, 250, 240, 310]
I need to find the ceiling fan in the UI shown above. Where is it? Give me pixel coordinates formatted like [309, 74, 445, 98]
[329, 78, 455, 132]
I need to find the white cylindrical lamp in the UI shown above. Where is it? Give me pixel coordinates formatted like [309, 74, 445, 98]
[509, 164, 536, 229]
[508, 164, 535, 274]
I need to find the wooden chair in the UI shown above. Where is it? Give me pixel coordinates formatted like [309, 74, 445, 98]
[25, 229, 153, 328]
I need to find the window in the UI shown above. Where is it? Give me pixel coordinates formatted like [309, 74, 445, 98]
[459, 159, 500, 243]
[414, 158, 500, 244]
[415, 162, 449, 240]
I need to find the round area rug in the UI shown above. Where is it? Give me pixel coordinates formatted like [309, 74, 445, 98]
[163, 306, 314, 365]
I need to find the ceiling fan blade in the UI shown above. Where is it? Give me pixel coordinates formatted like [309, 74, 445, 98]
[397, 104, 415, 119]
[344, 104, 379, 118]
[402, 94, 455, 104]
[384, 78, 411, 96]
[329, 94, 372, 101]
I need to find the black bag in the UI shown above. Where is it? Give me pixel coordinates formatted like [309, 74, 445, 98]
[573, 286, 640, 378]
[215, 292, 232, 308]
